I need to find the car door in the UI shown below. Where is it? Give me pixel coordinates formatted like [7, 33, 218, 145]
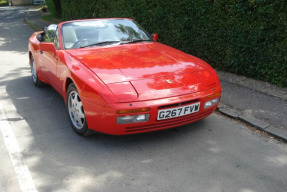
[39, 27, 63, 95]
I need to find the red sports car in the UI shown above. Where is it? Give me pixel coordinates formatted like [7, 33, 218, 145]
[28, 18, 221, 136]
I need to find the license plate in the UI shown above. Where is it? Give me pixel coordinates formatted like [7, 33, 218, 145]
[157, 102, 200, 120]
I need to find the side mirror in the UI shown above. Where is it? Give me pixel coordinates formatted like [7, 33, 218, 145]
[152, 33, 158, 42]
[39, 42, 56, 56]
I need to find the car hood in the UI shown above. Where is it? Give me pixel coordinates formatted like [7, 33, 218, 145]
[66, 43, 217, 101]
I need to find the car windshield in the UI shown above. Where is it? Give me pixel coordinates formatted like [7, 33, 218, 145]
[61, 19, 153, 49]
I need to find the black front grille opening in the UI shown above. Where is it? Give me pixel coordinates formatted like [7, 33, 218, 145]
[126, 109, 214, 132]
[158, 99, 200, 110]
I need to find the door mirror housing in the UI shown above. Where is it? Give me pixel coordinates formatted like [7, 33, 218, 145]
[39, 42, 57, 56]
[152, 33, 158, 42]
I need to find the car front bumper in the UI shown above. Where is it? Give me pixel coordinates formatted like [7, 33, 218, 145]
[83, 85, 221, 135]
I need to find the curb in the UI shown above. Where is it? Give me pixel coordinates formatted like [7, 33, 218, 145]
[217, 104, 287, 142]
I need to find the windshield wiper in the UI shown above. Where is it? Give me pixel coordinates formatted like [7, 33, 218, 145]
[120, 39, 153, 44]
[80, 41, 121, 48]
[80, 39, 152, 48]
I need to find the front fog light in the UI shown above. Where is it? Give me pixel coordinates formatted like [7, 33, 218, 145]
[204, 97, 220, 109]
[117, 114, 150, 124]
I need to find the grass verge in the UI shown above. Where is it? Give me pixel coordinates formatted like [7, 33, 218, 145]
[24, 17, 42, 32]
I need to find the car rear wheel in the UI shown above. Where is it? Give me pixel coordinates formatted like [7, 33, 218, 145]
[66, 83, 93, 136]
[31, 57, 44, 87]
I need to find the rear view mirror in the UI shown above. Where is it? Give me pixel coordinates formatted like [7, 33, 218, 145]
[152, 33, 158, 42]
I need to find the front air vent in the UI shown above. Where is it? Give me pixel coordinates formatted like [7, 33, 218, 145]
[158, 99, 200, 110]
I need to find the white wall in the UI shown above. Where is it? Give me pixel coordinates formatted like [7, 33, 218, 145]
[11, 0, 33, 6]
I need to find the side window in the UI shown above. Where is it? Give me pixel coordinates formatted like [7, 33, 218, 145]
[54, 28, 59, 49]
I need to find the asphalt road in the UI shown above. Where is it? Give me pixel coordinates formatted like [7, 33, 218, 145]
[0, 6, 286, 192]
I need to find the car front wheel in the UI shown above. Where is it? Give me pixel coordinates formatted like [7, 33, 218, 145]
[66, 83, 93, 136]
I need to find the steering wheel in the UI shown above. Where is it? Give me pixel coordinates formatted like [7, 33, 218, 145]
[71, 39, 93, 49]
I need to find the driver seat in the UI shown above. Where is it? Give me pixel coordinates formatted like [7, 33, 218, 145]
[63, 26, 78, 49]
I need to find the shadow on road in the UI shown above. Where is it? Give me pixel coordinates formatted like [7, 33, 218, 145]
[5, 75, 208, 191]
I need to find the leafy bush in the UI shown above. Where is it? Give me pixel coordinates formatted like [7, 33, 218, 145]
[46, 0, 61, 18]
[59, 0, 287, 87]
[0, 0, 8, 6]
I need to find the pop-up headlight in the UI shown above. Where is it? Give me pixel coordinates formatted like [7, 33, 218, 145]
[107, 82, 138, 102]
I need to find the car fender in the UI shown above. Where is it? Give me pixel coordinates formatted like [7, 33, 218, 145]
[59, 51, 118, 105]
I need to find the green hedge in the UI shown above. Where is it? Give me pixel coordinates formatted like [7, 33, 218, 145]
[0, 0, 8, 6]
[58, 0, 287, 87]
[46, 0, 62, 18]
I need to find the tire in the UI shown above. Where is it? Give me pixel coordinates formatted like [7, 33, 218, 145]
[66, 83, 94, 136]
[31, 57, 44, 87]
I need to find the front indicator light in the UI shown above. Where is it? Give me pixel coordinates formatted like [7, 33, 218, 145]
[117, 107, 151, 114]
[205, 91, 221, 100]
[117, 114, 150, 124]
[204, 97, 220, 109]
